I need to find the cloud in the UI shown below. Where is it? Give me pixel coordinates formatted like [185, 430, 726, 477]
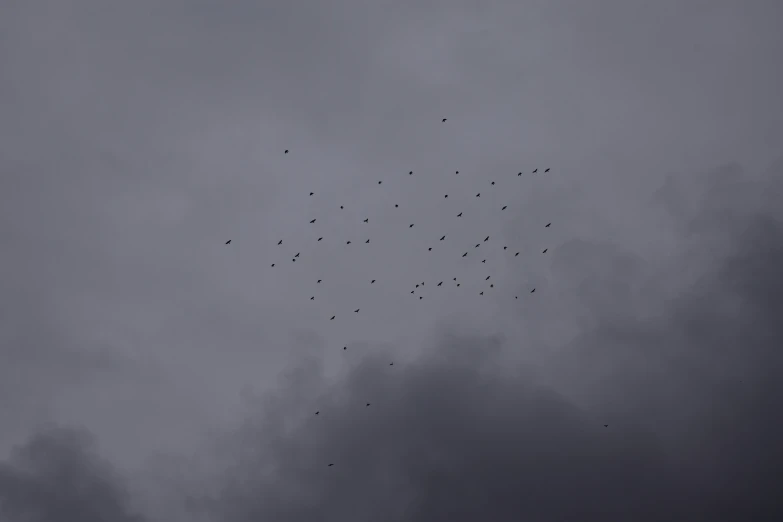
[0, 426, 146, 522]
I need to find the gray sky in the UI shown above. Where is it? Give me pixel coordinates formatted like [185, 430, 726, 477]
[1, 0, 782, 520]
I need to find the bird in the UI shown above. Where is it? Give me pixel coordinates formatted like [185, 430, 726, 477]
[502, 205, 507, 210]
[378, 181, 382, 184]
[442, 118, 447, 122]
[530, 288, 536, 293]
[542, 248, 548, 253]
[428, 247, 432, 251]
[438, 282, 443, 286]
[344, 346, 347, 350]
[310, 219, 316, 223]
[475, 244, 480, 248]
[503, 246, 507, 250]
[517, 172, 522, 176]
[545, 223, 551, 227]
[485, 276, 490, 280]
[415, 284, 419, 288]
[340, 205, 344, 209]
[330, 316, 335, 320]
[455, 170, 459, 174]
[457, 212, 462, 217]
[354, 308, 360, 313]
[363, 218, 369, 223]
[284, 149, 289, 154]
[366, 239, 370, 243]
[453, 278, 457, 281]
[295, 253, 300, 257]
[328, 463, 334, 467]
[484, 236, 489, 241]
[490, 284, 494, 288]
[440, 235, 446, 240]
[491, 181, 495, 185]
[444, 194, 448, 198]
[225, 240, 231, 244]
[476, 193, 480, 197]
[371, 279, 376, 283]
[346, 241, 351, 244]
[545, 168, 550, 172]
[409, 224, 414, 228]
[457, 283, 461, 287]
[292, 258, 295, 262]
[389, 362, 394, 366]
[310, 192, 314, 196]
[317, 279, 322, 283]
[366, 403, 371, 407]
[310, 296, 314, 300]
[462, 252, 467, 257]
[515, 252, 520, 256]
[480, 291, 484, 295]
[604, 424, 608, 428]
[515, 296, 518, 299]
[419, 296, 423, 300]
[409, 171, 413, 175]
[318, 237, 323, 241]
[482, 259, 486, 263]
[271, 263, 275, 267]
[533, 168, 538, 173]
[277, 240, 282, 245]
[395, 204, 399, 208]
[410, 290, 414, 294]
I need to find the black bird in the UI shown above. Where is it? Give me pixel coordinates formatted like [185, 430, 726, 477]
[346, 241, 351, 244]
[411, 290, 414, 294]
[340, 206, 344, 209]
[395, 204, 399, 208]
[344, 346, 347, 350]
[364, 218, 369, 223]
[277, 240, 282, 245]
[515, 296, 518, 299]
[475, 244, 480, 248]
[284, 150, 289, 154]
[545, 223, 551, 227]
[503, 246, 507, 250]
[485, 276, 490, 280]
[457, 283, 461, 287]
[517, 172, 522, 176]
[490, 284, 494, 288]
[438, 282, 443, 286]
[366, 403, 371, 407]
[354, 308, 360, 313]
[366, 239, 370, 243]
[462, 252, 467, 257]
[604, 424, 608, 428]
[389, 362, 394, 366]
[295, 253, 300, 258]
[271, 263, 275, 267]
[409, 171, 413, 175]
[225, 240, 231, 244]
[480, 291, 484, 295]
[310, 296, 314, 300]
[371, 279, 376, 283]
[482, 259, 486, 263]
[455, 170, 459, 174]
[457, 212, 462, 217]
[330, 316, 335, 320]
[484, 236, 489, 241]
[378, 181, 382, 184]
[440, 235, 446, 240]
[531, 288, 536, 293]
[315, 411, 319, 415]
[476, 193, 480, 197]
[428, 247, 432, 251]
[421, 282, 424, 286]
[444, 194, 448, 198]
[318, 237, 323, 241]
[442, 118, 447, 122]
[542, 248, 548, 253]
[453, 278, 457, 281]
[533, 168, 538, 173]
[419, 296, 423, 299]
[415, 284, 419, 288]
[310, 192, 314, 196]
[409, 224, 414, 228]
[545, 168, 550, 172]
[502, 205, 507, 210]
[515, 252, 520, 256]
[328, 463, 334, 467]
[310, 219, 316, 223]
[318, 279, 322, 283]
[292, 258, 295, 262]
[491, 181, 495, 185]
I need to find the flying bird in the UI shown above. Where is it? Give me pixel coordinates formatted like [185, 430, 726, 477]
[271, 263, 275, 267]
[395, 204, 399, 208]
[533, 168, 538, 173]
[442, 118, 447, 122]
[354, 308, 360, 313]
[344, 346, 347, 350]
[284, 150, 289, 154]
[277, 240, 282, 245]
[378, 181, 382, 184]
[545, 168, 550, 172]
[542, 248, 548, 253]
[484, 236, 489, 241]
[462, 252, 468, 257]
[482, 259, 486, 263]
[346, 240, 351, 244]
[419, 296, 423, 299]
[485, 276, 490, 280]
[366, 403, 371, 407]
[515, 252, 520, 256]
[371, 279, 376, 283]
[444, 194, 448, 198]
[440, 235, 446, 240]
[517, 172, 522, 176]
[491, 181, 495, 185]
[310, 296, 314, 300]
[295, 253, 300, 257]
[480, 291, 484, 295]
[340, 206, 344, 209]
[438, 282, 443, 286]
[457, 283, 461, 287]
[457, 212, 462, 217]
[475, 244, 480, 248]
[328, 463, 334, 467]
[310, 219, 316, 223]
[364, 218, 369, 223]
[318, 279, 322, 283]
[428, 247, 432, 251]
[453, 278, 457, 281]
[409, 224, 414, 228]
[409, 171, 413, 175]
[531, 288, 536, 293]
[455, 170, 459, 174]
[490, 284, 494, 288]
[366, 239, 370, 243]
[225, 240, 231, 244]
[503, 246, 507, 250]
[315, 411, 319, 415]
[411, 290, 414, 294]
[416, 284, 419, 288]
[330, 316, 335, 320]
[502, 206, 507, 210]
[318, 237, 323, 241]
[389, 362, 394, 366]
[604, 424, 608, 428]
[476, 193, 480, 197]
[292, 258, 296, 262]
[310, 192, 314, 196]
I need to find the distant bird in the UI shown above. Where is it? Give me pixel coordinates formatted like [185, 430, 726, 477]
[364, 218, 369, 223]
[292, 258, 296, 262]
[310, 219, 316, 223]
[371, 279, 376, 283]
[484, 236, 489, 241]
[295, 253, 300, 258]
[315, 411, 319, 415]
[344, 346, 347, 350]
[503, 246, 508, 250]
[482, 259, 486, 263]
[340, 206, 344, 209]
[284, 150, 289, 154]
[378, 181, 382, 184]
[545, 223, 551, 227]
[462, 252, 467, 257]
[533, 168, 538, 173]
[455, 171, 459, 174]
[354, 308, 360, 313]
[457, 283, 461, 287]
[491, 181, 495, 185]
[409, 224, 414, 228]
[476, 193, 480, 197]
[330, 315, 335, 320]
[310, 192, 314, 196]
[225, 240, 231, 244]
[438, 282, 443, 286]
[419, 296, 423, 300]
[517, 172, 522, 176]
[428, 247, 432, 251]
[366, 239, 370, 243]
[475, 244, 480, 248]
[366, 403, 371, 407]
[545, 168, 550, 172]
[346, 241, 351, 244]
[328, 463, 334, 467]
[416, 284, 419, 288]
[502, 206, 507, 210]
[421, 282, 424, 286]
[318, 237, 323, 241]
[409, 171, 413, 175]
[480, 292, 484, 295]
[395, 204, 399, 208]
[317, 279, 322, 283]
[453, 278, 457, 281]
[515, 296, 518, 299]
[271, 263, 275, 267]
[490, 284, 494, 288]
[457, 212, 463, 217]
[389, 362, 393, 366]
[440, 235, 446, 240]
[531, 288, 536, 293]
[411, 290, 414, 294]
[442, 118, 447, 122]
[311, 296, 314, 300]
[542, 249, 548, 253]
[604, 424, 608, 428]
[485, 276, 490, 280]
[277, 240, 282, 245]
[444, 194, 448, 198]
[515, 252, 520, 256]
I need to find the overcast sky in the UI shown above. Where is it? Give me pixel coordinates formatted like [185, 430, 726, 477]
[1, 0, 782, 520]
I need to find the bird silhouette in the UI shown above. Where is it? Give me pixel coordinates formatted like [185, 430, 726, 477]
[542, 248, 548, 253]
[428, 247, 432, 251]
[277, 240, 282, 245]
[531, 288, 536, 293]
[310, 219, 316, 223]
[490, 284, 494, 288]
[378, 181, 382, 184]
[545, 168, 550, 172]
[284, 150, 289, 154]
[389, 362, 394, 366]
[409, 171, 413, 175]
[515, 252, 520, 256]
[318, 237, 323, 241]
[453, 278, 457, 281]
[415, 284, 419, 288]
[271, 263, 275, 267]
[484, 236, 489, 241]
[462, 252, 468, 257]
[411, 290, 414, 294]
[503, 246, 507, 250]
[409, 224, 414, 228]
[476, 193, 480, 197]
[515, 296, 518, 299]
[295, 253, 300, 258]
[485, 276, 490, 280]
[310, 296, 314, 300]
[317, 279, 322, 283]
[366, 403, 371, 407]
[292, 258, 296, 262]
[442, 118, 447, 122]
[480, 291, 484, 295]
[419, 296, 423, 299]
[533, 168, 538, 173]
[395, 204, 399, 208]
[363, 218, 369, 223]
[354, 308, 360, 313]
[371, 279, 376, 283]
[604, 424, 608, 428]
[440, 235, 446, 240]
[456, 170, 459, 174]
[545, 223, 551, 227]
[491, 181, 495, 185]
[457, 212, 462, 217]
[340, 206, 344, 209]
[225, 240, 231, 244]
[517, 172, 522, 176]
[328, 463, 334, 467]
[343, 346, 347, 350]
[438, 282, 443, 286]
[346, 241, 351, 244]
[366, 239, 370, 243]
[502, 206, 507, 210]
[444, 194, 448, 198]
[310, 192, 314, 196]
[482, 259, 486, 263]
[457, 283, 461, 287]
[330, 316, 335, 320]
[475, 244, 480, 248]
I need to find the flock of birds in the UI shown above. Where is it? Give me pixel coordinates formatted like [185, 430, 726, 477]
[225, 119, 607, 467]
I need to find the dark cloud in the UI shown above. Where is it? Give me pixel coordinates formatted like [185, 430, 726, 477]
[160, 164, 780, 522]
[0, 426, 145, 522]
